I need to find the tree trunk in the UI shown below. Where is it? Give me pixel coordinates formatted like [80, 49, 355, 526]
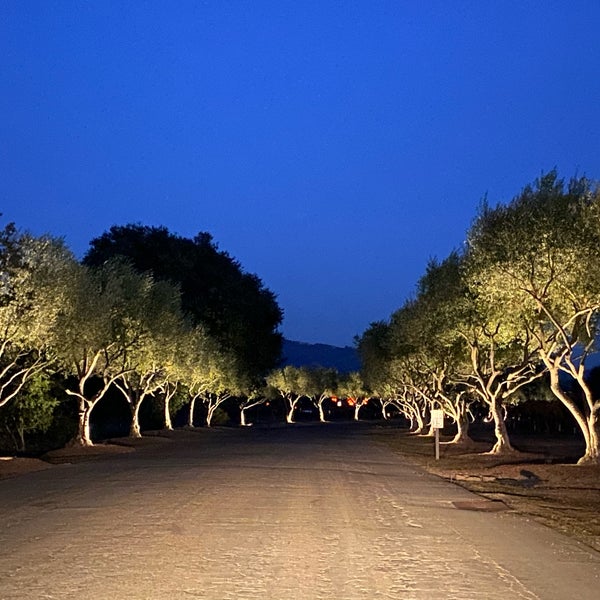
[17, 425, 26, 453]
[240, 408, 249, 426]
[72, 399, 94, 446]
[206, 403, 215, 427]
[487, 398, 514, 454]
[450, 410, 472, 445]
[188, 396, 197, 427]
[412, 407, 424, 434]
[381, 401, 389, 420]
[318, 401, 326, 423]
[129, 402, 142, 438]
[545, 364, 598, 464]
[354, 403, 361, 421]
[162, 384, 177, 431]
[164, 399, 173, 430]
[286, 400, 295, 423]
[578, 411, 600, 465]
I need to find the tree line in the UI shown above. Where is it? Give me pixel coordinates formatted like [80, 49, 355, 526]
[356, 171, 600, 465]
[0, 224, 287, 449]
[0, 220, 379, 452]
[6, 171, 600, 462]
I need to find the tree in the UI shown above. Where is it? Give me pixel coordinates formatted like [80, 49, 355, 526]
[338, 372, 370, 421]
[386, 301, 442, 437]
[358, 248, 540, 452]
[0, 372, 59, 452]
[405, 255, 472, 443]
[83, 225, 283, 378]
[0, 225, 75, 409]
[238, 387, 268, 427]
[157, 380, 187, 431]
[178, 326, 221, 428]
[356, 321, 391, 398]
[112, 279, 185, 438]
[357, 321, 425, 430]
[436, 250, 543, 454]
[266, 366, 305, 424]
[201, 351, 245, 427]
[467, 171, 600, 463]
[54, 260, 151, 446]
[298, 367, 338, 423]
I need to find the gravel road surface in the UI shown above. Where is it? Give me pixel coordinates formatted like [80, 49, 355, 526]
[1, 423, 599, 599]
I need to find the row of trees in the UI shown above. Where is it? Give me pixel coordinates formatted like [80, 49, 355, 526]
[1, 219, 380, 450]
[266, 366, 371, 423]
[0, 223, 283, 448]
[357, 171, 600, 464]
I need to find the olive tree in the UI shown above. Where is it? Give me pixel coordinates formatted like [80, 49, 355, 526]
[387, 301, 442, 436]
[178, 326, 220, 428]
[357, 321, 426, 431]
[0, 225, 75, 409]
[112, 279, 185, 438]
[338, 371, 371, 421]
[299, 367, 338, 423]
[266, 366, 305, 424]
[54, 260, 151, 446]
[467, 172, 600, 463]
[202, 352, 245, 427]
[239, 387, 268, 427]
[406, 255, 475, 444]
[0, 372, 59, 452]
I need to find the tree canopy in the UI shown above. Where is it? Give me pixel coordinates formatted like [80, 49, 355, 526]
[84, 224, 283, 378]
[358, 170, 600, 464]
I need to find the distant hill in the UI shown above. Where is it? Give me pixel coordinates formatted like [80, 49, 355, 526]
[281, 339, 361, 373]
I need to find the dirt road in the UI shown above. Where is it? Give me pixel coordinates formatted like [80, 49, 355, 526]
[1, 423, 599, 599]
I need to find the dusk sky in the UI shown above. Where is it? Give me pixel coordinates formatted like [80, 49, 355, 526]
[2, 1, 600, 347]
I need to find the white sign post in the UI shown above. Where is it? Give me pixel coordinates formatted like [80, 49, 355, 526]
[431, 409, 444, 460]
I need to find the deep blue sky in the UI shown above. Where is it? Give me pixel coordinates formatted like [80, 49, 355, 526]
[2, 2, 600, 346]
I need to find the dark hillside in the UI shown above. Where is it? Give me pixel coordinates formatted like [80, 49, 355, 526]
[281, 339, 360, 373]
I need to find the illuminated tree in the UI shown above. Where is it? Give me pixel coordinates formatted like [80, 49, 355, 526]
[157, 380, 182, 431]
[112, 279, 185, 438]
[406, 256, 470, 442]
[298, 367, 338, 423]
[0, 225, 74, 409]
[187, 348, 245, 427]
[238, 387, 268, 427]
[357, 321, 424, 429]
[266, 366, 305, 423]
[54, 260, 150, 446]
[338, 371, 370, 421]
[177, 326, 219, 428]
[0, 372, 59, 452]
[358, 249, 540, 452]
[357, 321, 394, 393]
[425, 250, 542, 454]
[467, 171, 600, 463]
[84, 225, 283, 379]
[386, 301, 443, 437]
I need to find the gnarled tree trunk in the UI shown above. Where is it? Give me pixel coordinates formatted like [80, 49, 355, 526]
[487, 398, 514, 454]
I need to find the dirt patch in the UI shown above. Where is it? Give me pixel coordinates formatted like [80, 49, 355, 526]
[0, 431, 175, 476]
[375, 428, 600, 552]
[42, 442, 136, 464]
[0, 456, 54, 480]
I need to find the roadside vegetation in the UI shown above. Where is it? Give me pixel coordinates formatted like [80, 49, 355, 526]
[357, 171, 600, 466]
[2, 171, 600, 475]
[0, 223, 284, 450]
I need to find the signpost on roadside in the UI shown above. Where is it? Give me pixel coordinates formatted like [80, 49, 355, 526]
[431, 409, 444, 460]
